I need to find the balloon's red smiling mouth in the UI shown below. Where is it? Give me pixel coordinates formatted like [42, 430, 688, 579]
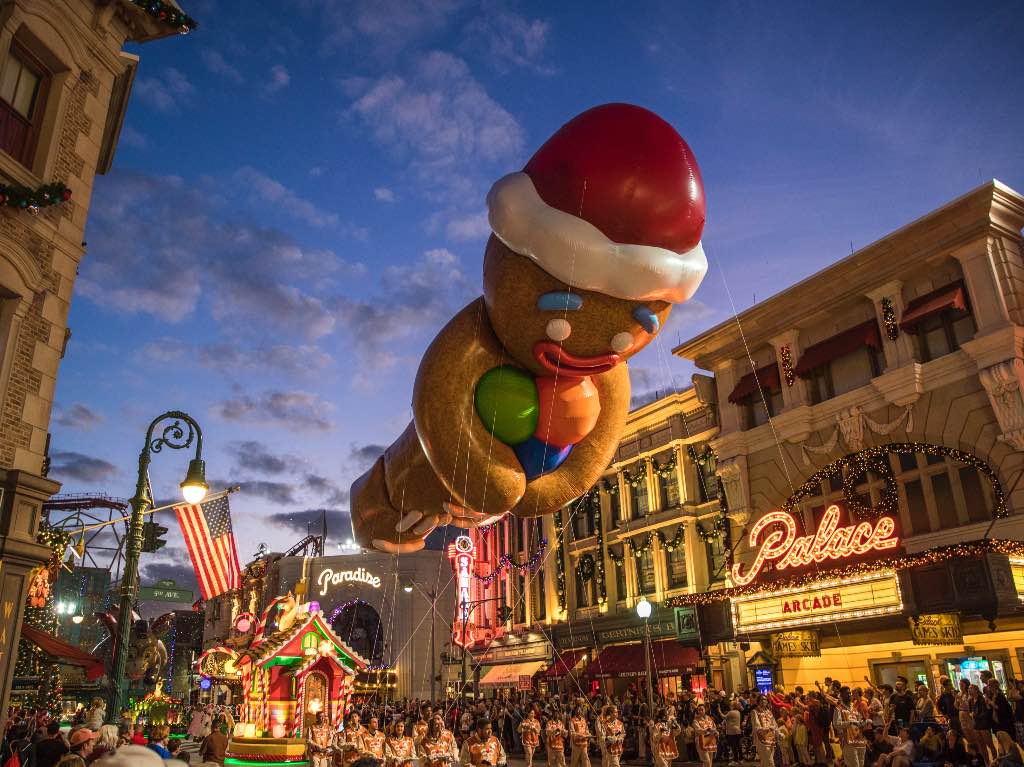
[533, 341, 621, 377]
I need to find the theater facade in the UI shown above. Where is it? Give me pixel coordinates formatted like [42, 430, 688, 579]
[671, 180, 1024, 691]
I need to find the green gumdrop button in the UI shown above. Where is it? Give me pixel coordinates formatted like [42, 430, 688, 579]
[474, 366, 539, 445]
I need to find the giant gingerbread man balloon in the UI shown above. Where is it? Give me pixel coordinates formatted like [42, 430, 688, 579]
[351, 103, 707, 552]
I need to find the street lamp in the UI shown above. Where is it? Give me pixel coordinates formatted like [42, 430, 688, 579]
[636, 597, 655, 714]
[108, 411, 207, 723]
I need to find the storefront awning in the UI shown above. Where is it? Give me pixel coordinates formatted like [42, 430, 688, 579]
[545, 649, 587, 678]
[20, 624, 105, 680]
[794, 320, 881, 378]
[583, 640, 701, 679]
[727, 364, 781, 404]
[479, 660, 545, 688]
[899, 281, 967, 333]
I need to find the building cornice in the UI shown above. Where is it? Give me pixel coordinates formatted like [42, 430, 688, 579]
[674, 180, 1024, 370]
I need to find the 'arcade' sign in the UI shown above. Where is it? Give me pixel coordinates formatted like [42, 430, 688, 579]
[731, 504, 900, 587]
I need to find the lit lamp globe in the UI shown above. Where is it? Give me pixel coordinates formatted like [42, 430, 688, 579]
[180, 458, 208, 504]
[71, 613, 84, 625]
[403, 584, 413, 593]
[635, 598, 652, 619]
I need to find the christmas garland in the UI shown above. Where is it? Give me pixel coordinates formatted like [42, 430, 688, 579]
[780, 345, 796, 387]
[881, 297, 899, 340]
[476, 539, 547, 585]
[126, 0, 198, 33]
[590, 490, 608, 604]
[696, 516, 728, 543]
[602, 477, 619, 496]
[0, 182, 71, 214]
[621, 459, 647, 487]
[782, 442, 1007, 522]
[666, 538, 1024, 606]
[575, 553, 596, 582]
[608, 525, 687, 567]
[651, 450, 678, 478]
[553, 508, 567, 610]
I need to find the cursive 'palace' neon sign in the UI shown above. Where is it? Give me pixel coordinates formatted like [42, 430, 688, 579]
[730, 504, 899, 587]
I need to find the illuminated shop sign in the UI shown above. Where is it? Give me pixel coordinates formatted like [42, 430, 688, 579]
[770, 630, 820, 658]
[448, 535, 476, 648]
[731, 504, 900, 587]
[316, 567, 382, 595]
[1010, 559, 1024, 600]
[908, 613, 962, 646]
[732, 571, 903, 632]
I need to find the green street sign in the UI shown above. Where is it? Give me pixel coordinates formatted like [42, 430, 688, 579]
[139, 584, 193, 603]
[674, 606, 700, 643]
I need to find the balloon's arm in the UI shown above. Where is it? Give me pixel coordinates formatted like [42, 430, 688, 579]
[508, 363, 629, 518]
[414, 298, 527, 518]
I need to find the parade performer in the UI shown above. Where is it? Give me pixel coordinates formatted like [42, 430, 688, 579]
[648, 710, 680, 767]
[351, 103, 709, 553]
[569, 707, 591, 767]
[413, 705, 432, 745]
[385, 719, 416, 767]
[545, 714, 567, 767]
[752, 696, 779, 767]
[460, 718, 507, 767]
[306, 711, 335, 767]
[834, 687, 867, 767]
[518, 708, 541, 767]
[360, 715, 386, 761]
[600, 706, 625, 767]
[338, 712, 366, 767]
[693, 704, 718, 767]
[419, 715, 458, 767]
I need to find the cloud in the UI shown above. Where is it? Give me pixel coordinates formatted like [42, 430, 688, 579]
[373, 187, 395, 202]
[332, 247, 475, 370]
[349, 443, 386, 468]
[464, 8, 553, 74]
[120, 124, 147, 149]
[138, 548, 199, 596]
[445, 210, 489, 240]
[214, 388, 334, 431]
[345, 51, 523, 201]
[305, 474, 349, 506]
[266, 508, 352, 539]
[79, 171, 361, 337]
[134, 67, 195, 112]
[142, 338, 334, 378]
[227, 440, 301, 475]
[239, 480, 298, 505]
[265, 64, 290, 94]
[201, 50, 245, 83]
[235, 166, 339, 228]
[53, 403, 104, 430]
[49, 450, 119, 483]
[304, 0, 463, 57]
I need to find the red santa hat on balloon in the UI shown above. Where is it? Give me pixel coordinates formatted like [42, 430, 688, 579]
[487, 103, 707, 305]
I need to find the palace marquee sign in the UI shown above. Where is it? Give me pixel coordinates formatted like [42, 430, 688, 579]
[731, 504, 900, 587]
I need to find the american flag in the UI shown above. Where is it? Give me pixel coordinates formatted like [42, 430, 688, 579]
[174, 494, 241, 600]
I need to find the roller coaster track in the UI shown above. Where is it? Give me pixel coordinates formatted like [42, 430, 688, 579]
[43, 493, 132, 580]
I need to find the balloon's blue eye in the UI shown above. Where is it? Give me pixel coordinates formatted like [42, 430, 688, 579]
[537, 292, 583, 311]
[633, 306, 660, 333]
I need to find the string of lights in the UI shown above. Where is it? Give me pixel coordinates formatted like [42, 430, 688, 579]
[553, 509, 567, 610]
[475, 539, 548, 584]
[666, 538, 1024, 606]
[881, 297, 899, 340]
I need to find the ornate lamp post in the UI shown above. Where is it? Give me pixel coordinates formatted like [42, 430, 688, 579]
[636, 597, 654, 714]
[108, 411, 208, 722]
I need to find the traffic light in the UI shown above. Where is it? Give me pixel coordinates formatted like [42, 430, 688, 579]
[141, 521, 169, 553]
[496, 605, 514, 624]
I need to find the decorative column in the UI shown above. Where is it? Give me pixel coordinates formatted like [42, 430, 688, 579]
[866, 281, 914, 369]
[715, 455, 750, 526]
[953, 238, 1012, 334]
[769, 329, 805, 410]
[713, 359, 744, 433]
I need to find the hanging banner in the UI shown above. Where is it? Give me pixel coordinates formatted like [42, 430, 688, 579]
[909, 613, 962, 646]
[770, 630, 820, 658]
[674, 606, 700, 643]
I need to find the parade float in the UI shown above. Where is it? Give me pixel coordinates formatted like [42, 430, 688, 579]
[200, 594, 368, 766]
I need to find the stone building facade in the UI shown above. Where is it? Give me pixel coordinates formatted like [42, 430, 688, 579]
[462, 388, 738, 696]
[0, 0, 189, 725]
[672, 180, 1024, 688]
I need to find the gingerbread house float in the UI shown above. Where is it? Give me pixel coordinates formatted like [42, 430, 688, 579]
[201, 595, 368, 765]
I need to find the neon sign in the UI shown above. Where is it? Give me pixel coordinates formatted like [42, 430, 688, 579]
[447, 535, 476, 647]
[731, 504, 899, 586]
[317, 567, 381, 595]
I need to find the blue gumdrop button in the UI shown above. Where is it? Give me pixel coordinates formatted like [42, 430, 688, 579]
[513, 436, 573, 480]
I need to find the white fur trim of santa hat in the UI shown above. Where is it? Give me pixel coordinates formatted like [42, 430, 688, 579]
[486, 172, 707, 304]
